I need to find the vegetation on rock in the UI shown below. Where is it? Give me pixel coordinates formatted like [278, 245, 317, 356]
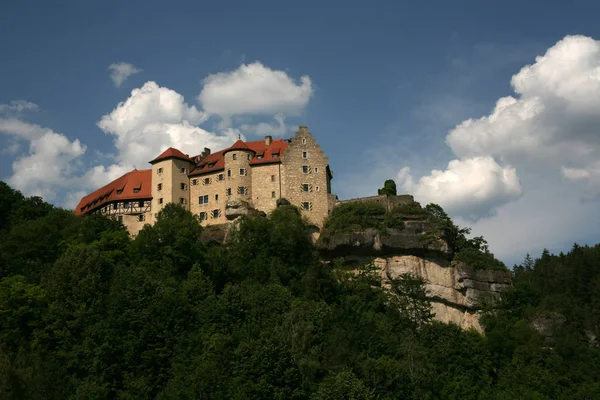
[0, 181, 599, 399]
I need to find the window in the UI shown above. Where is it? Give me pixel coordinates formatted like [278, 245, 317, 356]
[232, 153, 237, 160]
[227, 169, 231, 177]
[314, 167, 319, 173]
[226, 188, 232, 196]
[158, 198, 163, 204]
[133, 188, 140, 193]
[203, 177, 211, 185]
[273, 153, 279, 158]
[315, 186, 320, 192]
[218, 173, 224, 181]
[271, 191, 276, 198]
[302, 165, 310, 174]
[124, 201, 130, 208]
[112, 203, 117, 210]
[180, 167, 187, 174]
[157, 183, 163, 191]
[138, 214, 145, 222]
[302, 183, 311, 192]
[208, 163, 215, 168]
[138, 201, 144, 207]
[302, 151, 308, 159]
[247, 154, 252, 160]
[116, 189, 123, 195]
[199, 195, 209, 205]
[271, 175, 275, 182]
[180, 198, 186, 204]
[117, 215, 123, 222]
[211, 209, 221, 219]
[157, 167, 163, 175]
[257, 155, 263, 159]
[199, 212, 207, 221]
[180, 183, 187, 190]
[239, 168, 246, 176]
[215, 194, 219, 201]
[301, 201, 312, 211]
[191, 179, 198, 185]
[237, 186, 248, 195]
[302, 138, 307, 144]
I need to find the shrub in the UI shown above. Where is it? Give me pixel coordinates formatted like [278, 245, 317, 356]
[453, 247, 507, 271]
[323, 202, 386, 233]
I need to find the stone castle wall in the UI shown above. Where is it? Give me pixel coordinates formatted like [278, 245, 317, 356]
[337, 194, 415, 212]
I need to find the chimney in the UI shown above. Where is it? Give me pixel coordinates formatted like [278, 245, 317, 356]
[202, 147, 211, 156]
[265, 135, 272, 146]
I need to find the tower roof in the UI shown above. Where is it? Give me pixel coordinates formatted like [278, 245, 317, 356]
[189, 138, 289, 176]
[149, 147, 193, 164]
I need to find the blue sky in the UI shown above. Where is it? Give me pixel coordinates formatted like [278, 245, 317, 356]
[2, 0, 600, 265]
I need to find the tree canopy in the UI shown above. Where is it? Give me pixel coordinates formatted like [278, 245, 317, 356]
[0, 181, 599, 399]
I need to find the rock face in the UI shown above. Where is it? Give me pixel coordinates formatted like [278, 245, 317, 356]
[316, 223, 451, 259]
[317, 221, 513, 332]
[225, 199, 266, 220]
[375, 256, 512, 332]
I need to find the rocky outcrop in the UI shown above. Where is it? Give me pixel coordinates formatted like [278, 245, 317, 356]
[376, 256, 512, 332]
[316, 223, 451, 259]
[225, 199, 266, 220]
[317, 219, 513, 332]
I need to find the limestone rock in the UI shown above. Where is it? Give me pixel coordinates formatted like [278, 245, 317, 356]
[531, 311, 566, 338]
[316, 223, 451, 258]
[225, 199, 266, 220]
[375, 255, 512, 332]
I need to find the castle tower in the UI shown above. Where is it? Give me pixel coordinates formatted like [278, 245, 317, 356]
[149, 147, 195, 223]
[223, 140, 255, 204]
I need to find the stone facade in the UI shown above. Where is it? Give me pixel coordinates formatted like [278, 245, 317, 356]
[280, 126, 334, 227]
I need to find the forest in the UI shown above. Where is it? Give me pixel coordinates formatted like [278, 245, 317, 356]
[1, 180, 599, 399]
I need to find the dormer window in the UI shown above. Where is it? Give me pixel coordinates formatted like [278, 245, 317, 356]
[257, 155, 263, 159]
[273, 153, 279, 158]
[116, 189, 123, 195]
[133, 188, 140, 193]
[208, 163, 215, 168]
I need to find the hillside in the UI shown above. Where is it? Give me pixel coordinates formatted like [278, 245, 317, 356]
[1, 181, 600, 399]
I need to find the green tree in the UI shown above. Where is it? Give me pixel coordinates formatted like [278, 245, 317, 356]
[377, 180, 397, 196]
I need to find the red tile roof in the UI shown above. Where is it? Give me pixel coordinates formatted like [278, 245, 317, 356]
[74, 169, 152, 215]
[150, 147, 193, 164]
[190, 138, 289, 176]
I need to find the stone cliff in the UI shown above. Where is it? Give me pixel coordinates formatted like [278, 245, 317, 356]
[316, 223, 512, 332]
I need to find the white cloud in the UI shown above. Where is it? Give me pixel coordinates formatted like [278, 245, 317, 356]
[108, 62, 142, 87]
[399, 35, 600, 221]
[398, 157, 522, 221]
[239, 114, 287, 137]
[0, 118, 86, 201]
[0, 100, 38, 113]
[198, 62, 312, 117]
[97, 81, 235, 169]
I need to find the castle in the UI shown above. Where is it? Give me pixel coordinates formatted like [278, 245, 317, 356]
[75, 126, 338, 235]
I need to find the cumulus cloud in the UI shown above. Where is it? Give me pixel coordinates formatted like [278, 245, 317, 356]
[402, 35, 600, 220]
[239, 114, 287, 137]
[198, 62, 313, 117]
[108, 62, 142, 87]
[398, 157, 522, 221]
[0, 116, 86, 201]
[97, 81, 235, 169]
